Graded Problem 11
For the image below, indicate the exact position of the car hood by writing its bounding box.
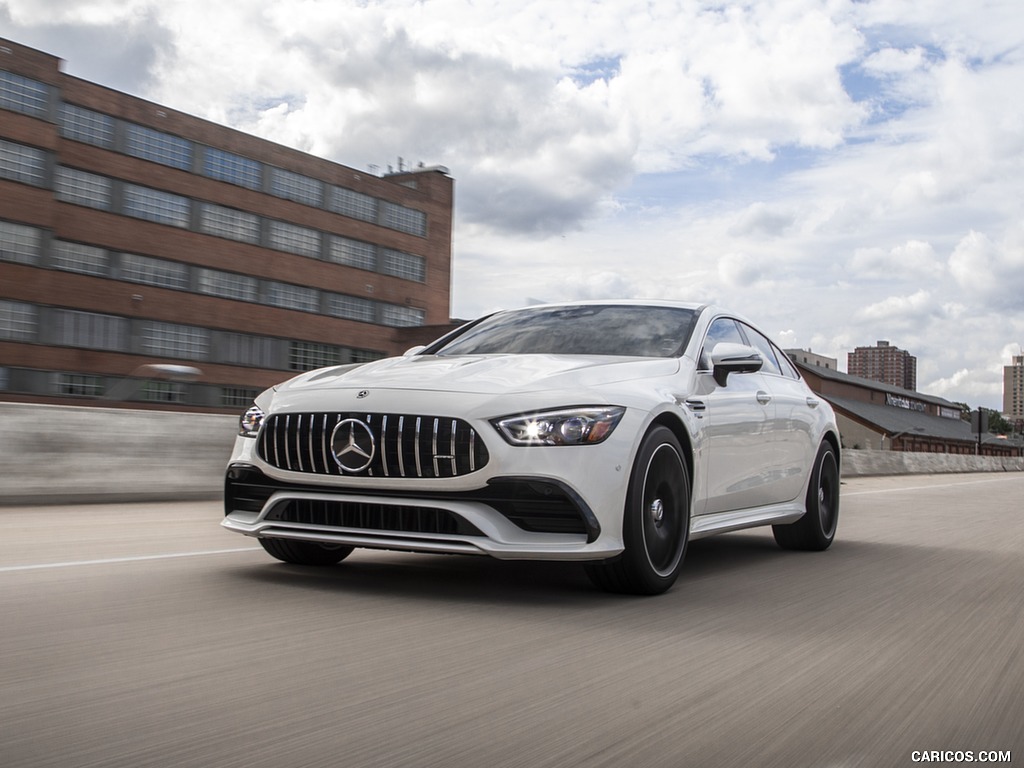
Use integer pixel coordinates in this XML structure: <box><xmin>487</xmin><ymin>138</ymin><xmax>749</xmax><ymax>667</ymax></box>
<box><xmin>279</xmin><ymin>354</ymin><xmax>681</xmax><ymax>397</ymax></box>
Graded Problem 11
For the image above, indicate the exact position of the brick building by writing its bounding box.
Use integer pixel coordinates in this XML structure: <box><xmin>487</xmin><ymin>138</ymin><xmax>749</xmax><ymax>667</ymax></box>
<box><xmin>1</xmin><ymin>38</ymin><xmax>455</xmax><ymax>412</ymax></box>
<box><xmin>847</xmin><ymin>340</ymin><xmax>917</xmax><ymax>391</ymax></box>
<box><xmin>1004</xmin><ymin>354</ymin><xmax>1024</xmax><ymax>421</ymax></box>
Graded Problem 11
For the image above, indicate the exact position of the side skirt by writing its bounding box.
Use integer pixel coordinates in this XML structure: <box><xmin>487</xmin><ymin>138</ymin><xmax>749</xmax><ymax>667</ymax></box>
<box><xmin>689</xmin><ymin>502</ymin><xmax>804</xmax><ymax>540</ymax></box>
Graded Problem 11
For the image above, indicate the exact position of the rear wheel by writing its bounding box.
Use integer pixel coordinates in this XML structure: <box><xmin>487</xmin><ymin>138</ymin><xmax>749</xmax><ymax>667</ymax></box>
<box><xmin>585</xmin><ymin>426</ymin><xmax>690</xmax><ymax>595</ymax></box>
<box><xmin>773</xmin><ymin>441</ymin><xmax>839</xmax><ymax>551</ymax></box>
<box><xmin>259</xmin><ymin>538</ymin><xmax>354</xmax><ymax>565</ymax></box>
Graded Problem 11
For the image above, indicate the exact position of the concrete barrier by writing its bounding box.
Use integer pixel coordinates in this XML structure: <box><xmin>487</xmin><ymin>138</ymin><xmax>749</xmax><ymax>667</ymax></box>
<box><xmin>0</xmin><ymin>403</ymin><xmax>1020</xmax><ymax>505</ymax></box>
<box><xmin>0</xmin><ymin>402</ymin><xmax>236</xmax><ymax>505</ymax></box>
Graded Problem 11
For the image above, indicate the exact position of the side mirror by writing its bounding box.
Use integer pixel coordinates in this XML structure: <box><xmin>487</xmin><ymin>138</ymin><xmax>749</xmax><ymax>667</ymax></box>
<box><xmin>710</xmin><ymin>342</ymin><xmax>763</xmax><ymax>386</ymax></box>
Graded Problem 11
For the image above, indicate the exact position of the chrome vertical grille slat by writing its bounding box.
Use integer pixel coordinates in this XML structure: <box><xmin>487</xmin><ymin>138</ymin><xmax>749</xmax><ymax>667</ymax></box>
<box><xmin>257</xmin><ymin>411</ymin><xmax>489</xmax><ymax>478</ymax></box>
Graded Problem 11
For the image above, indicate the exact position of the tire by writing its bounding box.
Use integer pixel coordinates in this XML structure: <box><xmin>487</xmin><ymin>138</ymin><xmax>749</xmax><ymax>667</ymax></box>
<box><xmin>259</xmin><ymin>537</ymin><xmax>354</xmax><ymax>566</ymax></box>
<box><xmin>773</xmin><ymin>441</ymin><xmax>839</xmax><ymax>551</ymax></box>
<box><xmin>585</xmin><ymin>426</ymin><xmax>690</xmax><ymax>595</ymax></box>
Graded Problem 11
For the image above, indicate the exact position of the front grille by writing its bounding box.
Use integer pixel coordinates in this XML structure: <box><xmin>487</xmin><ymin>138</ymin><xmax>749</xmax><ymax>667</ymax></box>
<box><xmin>256</xmin><ymin>412</ymin><xmax>490</xmax><ymax>478</ymax></box>
<box><xmin>265</xmin><ymin>498</ymin><xmax>484</xmax><ymax>537</ymax></box>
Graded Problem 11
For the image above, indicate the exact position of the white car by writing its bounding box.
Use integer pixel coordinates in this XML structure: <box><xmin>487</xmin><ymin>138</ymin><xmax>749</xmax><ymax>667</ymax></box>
<box><xmin>223</xmin><ymin>301</ymin><xmax>840</xmax><ymax>595</ymax></box>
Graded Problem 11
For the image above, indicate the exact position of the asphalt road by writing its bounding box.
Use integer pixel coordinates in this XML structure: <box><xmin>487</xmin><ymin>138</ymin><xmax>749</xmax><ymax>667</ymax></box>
<box><xmin>1</xmin><ymin>473</ymin><xmax>1021</xmax><ymax>768</ymax></box>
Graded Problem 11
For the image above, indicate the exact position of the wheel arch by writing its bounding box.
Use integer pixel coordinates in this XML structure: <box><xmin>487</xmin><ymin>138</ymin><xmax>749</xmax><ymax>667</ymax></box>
<box><xmin>647</xmin><ymin>411</ymin><xmax>694</xmax><ymax>489</ymax></box>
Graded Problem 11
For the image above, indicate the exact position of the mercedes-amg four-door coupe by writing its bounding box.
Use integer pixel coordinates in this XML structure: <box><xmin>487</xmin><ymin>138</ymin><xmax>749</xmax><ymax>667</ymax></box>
<box><xmin>223</xmin><ymin>301</ymin><xmax>840</xmax><ymax>594</ymax></box>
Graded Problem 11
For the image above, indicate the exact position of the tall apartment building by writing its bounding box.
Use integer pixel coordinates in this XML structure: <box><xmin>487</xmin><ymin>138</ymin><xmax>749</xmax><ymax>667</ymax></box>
<box><xmin>847</xmin><ymin>340</ymin><xmax>917</xmax><ymax>391</ymax></box>
<box><xmin>0</xmin><ymin>38</ymin><xmax>454</xmax><ymax>412</ymax></box>
<box><xmin>1005</xmin><ymin>354</ymin><xmax>1024</xmax><ymax>420</ymax></box>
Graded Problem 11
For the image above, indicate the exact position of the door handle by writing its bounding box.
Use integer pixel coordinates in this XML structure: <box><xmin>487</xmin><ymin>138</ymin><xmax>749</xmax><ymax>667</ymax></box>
<box><xmin>756</xmin><ymin>391</ymin><xmax>772</xmax><ymax>405</ymax></box>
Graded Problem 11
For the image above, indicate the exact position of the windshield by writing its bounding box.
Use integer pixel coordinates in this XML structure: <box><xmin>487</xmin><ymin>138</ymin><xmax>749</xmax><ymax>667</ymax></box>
<box><xmin>429</xmin><ymin>305</ymin><xmax>699</xmax><ymax>357</ymax></box>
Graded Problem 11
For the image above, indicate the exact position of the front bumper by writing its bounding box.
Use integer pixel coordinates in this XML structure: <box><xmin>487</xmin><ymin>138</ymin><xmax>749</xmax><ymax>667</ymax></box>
<box><xmin>222</xmin><ymin>464</ymin><xmax>618</xmax><ymax>561</ymax></box>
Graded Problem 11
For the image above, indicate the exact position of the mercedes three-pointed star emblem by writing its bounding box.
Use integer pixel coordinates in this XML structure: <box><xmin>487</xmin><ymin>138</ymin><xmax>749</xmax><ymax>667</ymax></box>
<box><xmin>330</xmin><ymin>418</ymin><xmax>376</xmax><ymax>473</ymax></box>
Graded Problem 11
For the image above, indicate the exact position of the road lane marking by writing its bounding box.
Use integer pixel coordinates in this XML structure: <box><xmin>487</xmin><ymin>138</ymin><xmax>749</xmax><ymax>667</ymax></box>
<box><xmin>844</xmin><ymin>474</ymin><xmax>1024</xmax><ymax>496</ymax></box>
<box><xmin>0</xmin><ymin>547</ymin><xmax>262</xmax><ymax>573</ymax></box>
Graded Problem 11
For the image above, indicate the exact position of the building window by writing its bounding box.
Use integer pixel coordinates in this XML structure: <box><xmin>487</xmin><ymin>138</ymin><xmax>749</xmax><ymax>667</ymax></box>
<box><xmin>125</xmin><ymin>123</ymin><xmax>192</xmax><ymax>170</ymax></box>
<box><xmin>142</xmin><ymin>381</ymin><xmax>187</xmax><ymax>403</ymax></box>
<box><xmin>119</xmin><ymin>253</ymin><xmax>190</xmax><ymax>290</ymax></box>
<box><xmin>0</xmin><ymin>366</ymin><xmax>8</xmax><ymax>390</ymax></box>
<box><xmin>59</xmin><ymin>103</ymin><xmax>115</xmax><ymax>148</ymax></box>
<box><xmin>328</xmin><ymin>236</ymin><xmax>377</xmax><ymax>271</ymax></box>
<box><xmin>123</xmin><ymin>184</ymin><xmax>190</xmax><ymax>227</ymax></box>
<box><xmin>329</xmin><ymin>186</ymin><xmax>378</xmax><ymax>222</ymax></box>
<box><xmin>0</xmin><ymin>220</ymin><xmax>42</xmax><ymax>265</ymax></box>
<box><xmin>0</xmin><ymin>300</ymin><xmax>38</xmax><ymax>341</ymax></box>
<box><xmin>381</xmin><ymin>202</ymin><xmax>427</xmax><ymax>236</ymax></box>
<box><xmin>267</xmin><ymin>282</ymin><xmax>320</xmax><ymax>313</ymax></box>
<box><xmin>203</xmin><ymin>147</ymin><xmax>262</xmax><ymax>190</ymax></box>
<box><xmin>53</xmin><ymin>372</ymin><xmax>105</xmax><ymax>397</ymax></box>
<box><xmin>54</xmin><ymin>166</ymin><xmax>113</xmax><ymax>210</ymax></box>
<box><xmin>199</xmin><ymin>203</ymin><xmax>260</xmax><ymax>243</ymax></box>
<box><xmin>0</xmin><ymin>70</ymin><xmax>48</xmax><ymax>117</ymax></box>
<box><xmin>267</xmin><ymin>220</ymin><xmax>320</xmax><ymax>258</ymax></box>
<box><xmin>52</xmin><ymin>240</ymin><xmax>108</xmax><ymax>276</ymax></box>
<box><xmin>350</xmin><ymin>349</ymin><xmax>385</xmax><ymax>364</ymax></box>
<box><xmin>221</xmin><ymin>386</ymin><xmax>261</xmax><ymax>408</ymax></box>
<box><xmin>141</xmin><ymin>321</ymin><xmax>209</xmax><ymax>360</ymax></box>
<box><xmin>381</xmin><ymin>304</ymin><xmax>425</xmax><ymax>328</ymax></box>
<box><xmin>289</xmin><ymin>341</ymin><xmax>343</xmax><ymax>371</ymax></box>
<box><xmin>381</xmin><ymin>248</ymin><xmax>426</xmax><ymax>282</ymax></box>
<box><xmin>270</xmin><ymin>167</ymin><xmax>323</xmax><ymax>207</ymax></box>
<box><xmin>217</xmin><ymin>332</ymin><xmax>279</xmax><ymax>369</ymax></box>
<box><xmin>0</xmin><ymin>139</ymin><xmax>47</xmax><ymax>186</ymax></box>
<box><xmin>197</xmin><ymin>268</ymin><xmax>258</xmax><ymax>302</ymax></box>
<box><xmin>51</xmin><ymin>309</ymin><xmax>127</xmax><ymax>351</ymax></box>
<box><xmin>327</xmin><ymin>294</ymin><xmax>376</xmax><ymax>323</ymax></box>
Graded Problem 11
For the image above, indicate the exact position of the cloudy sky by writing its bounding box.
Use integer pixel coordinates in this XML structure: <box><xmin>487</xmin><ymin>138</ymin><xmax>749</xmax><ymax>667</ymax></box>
<box><xmin>3</xmin><ymin>0</ymin><xmax>1023</xmax><ymax>409</ymax></box>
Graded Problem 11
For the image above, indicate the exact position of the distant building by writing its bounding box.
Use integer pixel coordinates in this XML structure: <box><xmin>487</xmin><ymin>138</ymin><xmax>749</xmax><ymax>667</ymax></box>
<box><xmin>784</xmin><ymin>348</ymin><xmax>838</xmax><ymax>371</ymax></box>
<box><xmin>1004</xmin><ymin>354</ymin><xmax>1024</xmax><ymax>421</ymax></box>
<box><xmin>0</xmin><ymin>37</ymin><xmax>455</xmax><ymax>412</ymax></box>
<box><xmin>847</xmin><ymin>340</ymin><xmax>917</xmax><ymax>391</ymax></box>
<box><xmin>794</xmin><ymin>362</ymin><xmax>1020</xmax><ymax>457</ymax></box>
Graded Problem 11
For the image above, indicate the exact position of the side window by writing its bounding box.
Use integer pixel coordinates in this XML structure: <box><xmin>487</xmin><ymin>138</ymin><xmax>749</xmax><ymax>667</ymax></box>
<box><xmin>699</xmin><ymin>317</ymin><xmax>745</xmax><ymax>369</ymax></box>
<box><xmin>740</xmin><ymin>323</ymin><xmax>782</xmax><ymax>376</ymax></box>
<box><xmin>775</xmin><ymin>346</ymin><xmax>801</xmax><ymax>379</ymax></box>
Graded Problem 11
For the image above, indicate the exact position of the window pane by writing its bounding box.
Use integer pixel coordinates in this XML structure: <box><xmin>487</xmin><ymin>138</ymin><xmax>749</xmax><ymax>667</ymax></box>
<box><xmin>268</xmin><ymin>220</ymin><xmax>320</xmax><ymax>257</ymax></box>
<box><xmin>53</xmin><ymin>373</ymin><xmax>105</xmax><ymax>397</ymax></box>
<box><xmin>0</xmin><ymin>139</ymin><xmax>46</xmax><ymax>186</ymax></box>
<box><xmin>0</xmin><ymin>70</ymin><xmax>48</xmax><ymax>117</ymax></box>
<box><xmin>125</xmin><ymin>123</ymin><xmax>192</xmax><ymax>170</ymax></box>
<box><xmin>328</xmin><ymin>236</ymin><xmax>377</xmax><ymax>270</ymax></box>
<box><xmin>203</xmin><ymin>147</ymin><xmax>262</xmax><ymax>190</ymax></box>
<box><xmin>270</xmin><ymin>167</ymin><xmax>322</xmax><ymax>207</ymax></box>
<box><xmin>380</xmin><ymin>304</ymin><xmax>425</xmax><ymax>328</ymax></box>
<box><xmin>267</xmin><ymin>282</ymin><xmax>319</xmax><ymax>313</ymax></box>
<box><xmin>197</xmin><ymin>268</ymin><xmax>258</xmax><ymax>302</ymax></box>
<box><xmin>52</xmin><ymin>309</ymin><xmax>127</xmax><ymax>351</ymax></box>
<box><xmin>327</xmin><ymin>294</ymin><xmax>376</xmax><ymax>323</ymax></box>
<box><xmin>141</xmin><ymin>381</ymin><xmax>187</xmax><ymax>403</ymax></box>
<box><xmin>123</xmin><ymin>184</ymin><xmax>190</xmax><ymax>227</ymax></box>
<box><xmin>119</xmin><ymin>252</ymin><xmax>189</xmax><ymax>290</ymax></box>
<box><xmin>329</xmin><ymin>186</ymin><xmax>377</xmax><ymax>222</ymax></box>
<box><xmin>59</xmin><ymin>103</ymin><xmax>115</xmax><ymax>148</ymax></box>
<box><xmin>289</xmin><ymin>341</ymin><xmax>343</xmax><ymax>371</ymax></box>
<box><xmin>221</xmin><ymin>386</ymin><xmax>261</xmax><ymax>408</ymax></box>
<box><xmin>0</xmin><ymin>300</ymin><xmax>38</xmax><ymax>341</ymax></box>
<box><xmin>54</xmin><ymin>166</ymin><xmax>112</xmax><ymax>210</ymax></box>
<box><xmin>381</xmin><ymin>248</ymin><xmax>425</xmax><ymax>282</ymax></box>
<box><xmin>381</xmin><ymin>201</ymin><xmax>427</xmax><ymax>236</ymax></box>
<box><xmin>218</xmin><ymin>332</ymin><xmax>279</xmax><ymax>368</ymax></box>
<box><xmin>199</xmin><ymin>203</ymin><xmax>260</xmax><ymax>243</ymax></box>
<box><xmin>52</xmin><ymin>240</ymin><xmax>108</xmax><ymax>276</ymax></box>
<box><xmin>141</xmin><ymin>321</ymin><xmax>209</xmax><ymax>360</ymax></box>
<box><xmin>0</xmin><ymin>220</ymin><xmax>42</xmax><ymax>265</ymax></box>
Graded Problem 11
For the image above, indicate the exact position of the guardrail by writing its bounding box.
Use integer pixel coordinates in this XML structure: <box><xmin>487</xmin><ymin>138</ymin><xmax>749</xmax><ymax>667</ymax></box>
<box><xmin>0</xmin><ymin>402</ymin><xmax>1021</xmax><ymax>505</ymax></box>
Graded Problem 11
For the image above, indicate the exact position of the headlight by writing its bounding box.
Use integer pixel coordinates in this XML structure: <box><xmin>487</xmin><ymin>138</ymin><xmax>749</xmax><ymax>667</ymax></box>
<box><xmin>492</xmin><ymin>406</ymin><xmax>625</xmax><ymax>446</ymax></box>
<box><xmin>239</xmin><ymin>404</ymin><xmax>265</xmax><ymax>438</ymax></box>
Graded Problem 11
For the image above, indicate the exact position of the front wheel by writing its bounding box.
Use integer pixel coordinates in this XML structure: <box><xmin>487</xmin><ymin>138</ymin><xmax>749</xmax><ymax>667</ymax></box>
<box><xmin>585</xmin><ymin>426</ymin><xmax>690</xmax><ymax>595</ymax></box>
<box><xmin>259</xmin><ymin>537</ymin><xmax>354</xmax><ymax>565</ymax></box>
<box><xmin>773</xmin><ymin>441</ymin><xmax>839</xmax><ymax>551</ymax></box>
